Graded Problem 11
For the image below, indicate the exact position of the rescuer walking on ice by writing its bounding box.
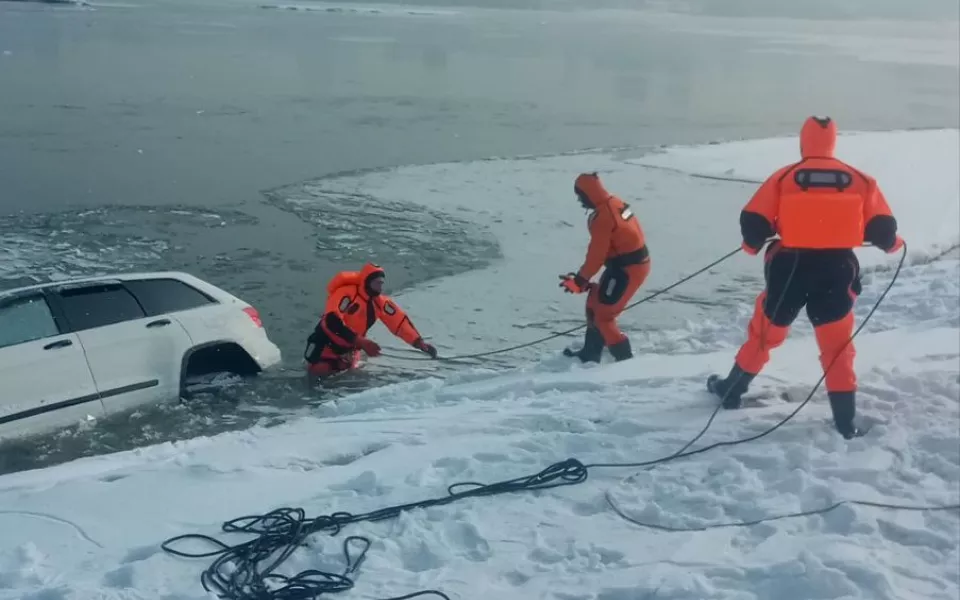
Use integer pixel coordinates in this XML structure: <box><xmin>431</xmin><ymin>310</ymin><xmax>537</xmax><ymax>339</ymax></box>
<box><xmin>559</xmin><ymin>172</ymin><xmax>652</xmax><ymax>364</ymax></box>
<box><xmin>706</xmin><ymin>116</ymin><xmax>905</xmax><ymax>439</ymax></box>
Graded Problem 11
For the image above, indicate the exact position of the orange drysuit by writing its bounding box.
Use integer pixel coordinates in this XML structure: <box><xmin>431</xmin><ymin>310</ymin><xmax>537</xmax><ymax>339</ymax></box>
<box><xmin>560</xmin><ymin>172</ymin><xmax>651</xmax><ymax>363</ymax></box>
<box><xmin>304</xmin><ymin>263</ymin><xmax>437</xmax><ymax>377</ymax></box>
<box><xmin>707</xmin><ymin>116</ymin><xmax>904</xmax><ymax>439</ymax></box>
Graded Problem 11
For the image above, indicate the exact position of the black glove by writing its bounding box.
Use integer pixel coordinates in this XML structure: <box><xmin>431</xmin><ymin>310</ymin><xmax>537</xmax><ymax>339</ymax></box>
<box><xmin>413</xmin><ymin>338</ymin><xmax>438</xmax><ymax>359</ymax></box>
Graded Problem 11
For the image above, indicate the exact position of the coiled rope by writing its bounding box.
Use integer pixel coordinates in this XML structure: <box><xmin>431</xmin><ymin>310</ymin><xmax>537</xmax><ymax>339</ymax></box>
<box><xmin>163</xmin><ymin>242</ymin><xmax>960</xmax><ymax>600</ymax></box>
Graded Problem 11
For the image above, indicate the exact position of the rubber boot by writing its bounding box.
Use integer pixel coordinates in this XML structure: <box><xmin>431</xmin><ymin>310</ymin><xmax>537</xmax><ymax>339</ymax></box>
<box><xmin>563</xmin><ymin>325</ymin><xmax>604</xmax><ymax>363</ymax></box>
<box><xmin>608</xmin><ymin>338</ymin><xmax>633</xmax><ymax>362</ymax></box>
<box><xmin>707</xmin><ymin>363</ymin><xmax>756</xmax><ymax>409</ymax></box>
<box><xmin>828</xmin><ymin>391</ymin><xmax>862</xmax><ymax>439</ymax></box>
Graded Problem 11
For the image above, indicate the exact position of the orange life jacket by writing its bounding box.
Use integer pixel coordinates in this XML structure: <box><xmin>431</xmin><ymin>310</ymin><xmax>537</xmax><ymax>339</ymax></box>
<box><xmin>741</xmin><ymin>117</ymin><xmax>897</xmax><ymax>251</ymax></box>
<box><xmin>318</xmin><ymin>263</ymin><xmax>422</xmax><ymax>354</ymax></box>
<box><xmin>574</xmin><ymin>173</ymin><xmax>649</xmax><ymax>280</ymax></box>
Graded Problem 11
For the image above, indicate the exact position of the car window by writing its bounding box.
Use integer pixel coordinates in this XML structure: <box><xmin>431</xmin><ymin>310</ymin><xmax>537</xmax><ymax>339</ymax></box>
<box><xmin>123</xmin><ymin>278</ymin><xmax>217</xmax><ymax>317</ymax></box>
<box><xmin>57</xmin><ymin>284</ymin><xmax>147</xmax><ymax>331</ymax></box>
<box><xmin>0</xmin><ymin>294</ymin><xmax>61</xmax><ymax>349</ymax></box>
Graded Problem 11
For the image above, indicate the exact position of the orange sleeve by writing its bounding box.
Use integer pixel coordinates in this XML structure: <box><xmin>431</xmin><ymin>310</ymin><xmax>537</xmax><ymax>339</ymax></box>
<box><xmin>861</xmin><ymin>176</ymin><xmax>899</xmax><ymax>251</ymax></box>
<box><xmin>739</xmin><ymin>165</ymin><xmax>791</xmax><ymax>252</ymax></box>
<box><xmin>320</xmin><ymin>286</ymin><xmax>359</xmax><ymax>346</ymax></box>
<box><xmin>374</xmin><ymin>295</ymin><xmax>423</xmax><ymax>345</ymax></box>
<box><xmin>323</xmin><ymin>288</ymin><xmax>346</xmax><ymax>316</ymax></box>
<box><xmin>863</xmin><ymin>176</ymin><xmax>894</xmax><ymax>219</ymax></box>
<box><xmin>577</xmin><ymin>207</ymin><xmax>614</xmax><ymax>280</ymax></box>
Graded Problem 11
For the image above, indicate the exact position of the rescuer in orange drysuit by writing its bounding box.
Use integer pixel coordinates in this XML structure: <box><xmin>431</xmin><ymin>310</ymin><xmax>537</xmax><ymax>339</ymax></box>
<box><xmin>303</xmin><ymin>263</ymin><xmax>438</xmax><ymax>377</ymax></box>
<box><xmin>559</xmin><ymin>172</ymin><xmax>652</xmax><ymax>363</ymax></box>
<box><xmin>707</xmin><ymin>116</ymin><xmax>904</xmax><ymax>439</ymax></box>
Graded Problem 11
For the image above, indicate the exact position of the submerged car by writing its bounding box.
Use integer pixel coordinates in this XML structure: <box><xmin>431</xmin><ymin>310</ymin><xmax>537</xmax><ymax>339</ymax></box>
<box><xmin>0</xmin><ymin>271</ymin><xmax>282</xmax><ymax>441</ymax></box>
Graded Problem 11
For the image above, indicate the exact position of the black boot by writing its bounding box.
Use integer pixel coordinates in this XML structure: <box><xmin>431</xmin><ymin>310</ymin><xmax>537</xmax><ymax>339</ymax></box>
<box><xmin>706</xmin><ymin>364</ymin><xmax>756</xmax><ymax>409</ymax></box>
<box><xmin>563</xmin><ymin>325</ymin><xmax>604</xmax><ymax>363</ymax></box>
<box><xmin>828</xmin><ymin>391</ymin><xmax>863</xmax><ymax>439</ymax></box>
<box><xmin>608</xmin><ymin>338</ymin><xmax>633</xmax><ymax>362</ymax></box>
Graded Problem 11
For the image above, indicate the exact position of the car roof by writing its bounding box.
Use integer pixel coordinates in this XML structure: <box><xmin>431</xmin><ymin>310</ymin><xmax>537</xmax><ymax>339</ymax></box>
<box><xmin>0</xmin><ymin>271</ymin><xmax>214</xmax><ymax>299</ymax></box>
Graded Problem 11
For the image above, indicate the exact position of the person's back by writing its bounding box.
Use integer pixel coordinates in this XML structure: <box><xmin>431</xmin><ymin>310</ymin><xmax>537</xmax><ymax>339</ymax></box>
<box><xmin>708</xmin><ymin>116</ymin><xmax>903</xmax><ymax>439</ymax></box>
<box><xmin>740</xmin><ymin>116</ymin><xmax>900</xmax><ymax>255</ymax></box>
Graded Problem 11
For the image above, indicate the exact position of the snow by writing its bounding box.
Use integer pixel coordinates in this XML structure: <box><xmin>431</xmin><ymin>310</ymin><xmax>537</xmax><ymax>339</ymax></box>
<box><xmin>0</xmin><ymin>130</ymin><xmax>958</xmax><ymax>600</ymax></box>
<box><xmin>629</xmin><ymin>129</ymin><xmax>960</xmax><ymax>269</ymax></box>
<box><xmin>312</xmin><ymin>128</ymin><xmax>959</xmax><ymax>362</ymax></box>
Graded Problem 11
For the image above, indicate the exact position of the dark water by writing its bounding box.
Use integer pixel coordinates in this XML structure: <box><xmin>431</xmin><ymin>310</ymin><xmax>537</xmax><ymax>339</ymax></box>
<box><xmin>0</xmin><ymin>0</ymin><xmax>957</xmax><ymax>473</ymax></box>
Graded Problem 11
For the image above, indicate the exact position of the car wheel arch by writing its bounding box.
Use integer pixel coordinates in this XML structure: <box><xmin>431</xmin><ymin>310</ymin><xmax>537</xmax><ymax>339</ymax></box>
<box><xmin>179</xmin><ymin>340</ymin><xmax>261</xmax><ymax>399</ymax></box>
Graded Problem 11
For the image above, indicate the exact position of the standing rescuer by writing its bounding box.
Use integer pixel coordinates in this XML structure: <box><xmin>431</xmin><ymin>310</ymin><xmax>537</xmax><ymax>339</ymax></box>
<box><xmin>707</xmin><ymin>116</ymin><xmax>904</xmax><ymax>439</ymax></box>
<box><xmin>560</xmin><ymin>172</ymin><xmax>652</xmax><ymax>364</ymax></box>
<box><xmin>304</xmin><ymin>262</ymin><xmax>438</xmax><ymax>377</ymax></box>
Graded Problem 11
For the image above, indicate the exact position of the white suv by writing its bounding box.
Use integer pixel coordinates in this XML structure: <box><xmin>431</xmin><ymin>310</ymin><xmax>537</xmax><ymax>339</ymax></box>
<box><xmin>0</xmin><ymin>271</ymin><xmax>282</xmax><ymax>441</ymax></box>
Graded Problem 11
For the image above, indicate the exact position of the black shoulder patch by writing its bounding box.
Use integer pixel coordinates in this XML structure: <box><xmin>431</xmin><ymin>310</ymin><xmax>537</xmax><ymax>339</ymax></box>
<box><xmin>793</xmin><ymin>168</ymin><xmax>852</xmax><ymax>191</ymax></box>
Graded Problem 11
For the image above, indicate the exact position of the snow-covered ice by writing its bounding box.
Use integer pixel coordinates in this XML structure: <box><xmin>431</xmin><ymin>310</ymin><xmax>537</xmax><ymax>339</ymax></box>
<box><xmin>0</xmin><ymin>129</ymin><xmax>957</xmax><ymax>600</ymax></box>
<box><xmin>314</xmin><ymin>128</ymin><xmax>959</xmax><ymax>362</ymax></box>
<box><xmin>629</xmin><ymin>129</ymin><xmax>960</xmax><ymax>269</ymax></box>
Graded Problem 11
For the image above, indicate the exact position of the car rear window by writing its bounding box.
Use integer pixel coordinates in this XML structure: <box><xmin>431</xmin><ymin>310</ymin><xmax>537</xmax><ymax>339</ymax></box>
<box><xmin>123</xmin><ymin>278</ymin><xmax>217</xmax><ymax>317</ymax></box>
<box><xmin>58</xmin><ymin>284</ymin><xmax>147</xmax><ymax>331</ymax></box>
<box><xmin>0</xmin><ymin>294</ymin><xmax>61</xmax><ymax>349</ymax></box>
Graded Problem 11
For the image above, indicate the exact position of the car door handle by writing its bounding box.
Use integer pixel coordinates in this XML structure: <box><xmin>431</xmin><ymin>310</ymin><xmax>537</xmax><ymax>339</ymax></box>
<box><xmin>146</xmin><ymin>319</ymin><xmax>171</xmax><ymax>328</ymax></box>
<box><xmin>43</xmin><ymin>339</ymin><xmax>73</xmax><ymax>350</ymax></box>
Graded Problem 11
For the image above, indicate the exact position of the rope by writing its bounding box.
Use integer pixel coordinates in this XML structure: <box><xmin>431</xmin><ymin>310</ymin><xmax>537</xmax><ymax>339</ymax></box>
<box><xmin>161</xmin><ymin>243</ymin><xmax>960</xmax><ymax>600</ymax></box>
<box><xmin>162</xmin><ymin>490</ymin><xmax>957</xmax><ymax>599</ymax></box>
<box><xmin>605</xmin><ymin>491</ymin><xmax>960</xmax><ymax>532</ymax></box>
<box><xmin>381</xmin><ymin>246</ymin><xmax>743</xmax><ymax>362</ymax></box>
<box><xmin>161</xmin><ymin>459</ymin><xmax>588</xmax><ymax>600</ymax></box>
<box><xmin>585</xmin><ymin>241</ymin><xmax>908</xmax><ymax>471</ymax></box>
<box><xmin>661</xmin><ymin>242</ymin><xmax>800</xmax><ymax>458</ymax></box>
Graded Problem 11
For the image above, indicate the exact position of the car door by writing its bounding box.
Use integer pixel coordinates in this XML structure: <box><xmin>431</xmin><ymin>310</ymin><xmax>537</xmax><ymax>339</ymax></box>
<box><xmin>49</xmin><ymin>281</ymin><xmax>194</xmax><ymax>416</ymax></box>
<box><xmin>0</xmin><ymin>291</ymin><xmax>104</xmax><ymax>440</ymax></box>
<box><xmin>121</xmin><ymin>277</ymin><xmax>217</xmax><ymax>342</ymax></box>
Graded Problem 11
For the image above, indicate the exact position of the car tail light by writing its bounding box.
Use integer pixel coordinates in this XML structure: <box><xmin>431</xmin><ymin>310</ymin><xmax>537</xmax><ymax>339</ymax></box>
<box><xmin>243</xmin><ymin>306</ymin><xmax>263</xmax><ymax>328</ymax></box>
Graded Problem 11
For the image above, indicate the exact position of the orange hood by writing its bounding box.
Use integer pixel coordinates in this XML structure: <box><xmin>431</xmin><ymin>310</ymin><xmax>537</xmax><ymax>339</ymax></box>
<box><xmin>326</xmin><ymin>263</ymin><xmax>386</xmax><ymax>298</ymax></box>
<box><xmin>327</xmin><ymin>263</ymin><xmax>385</xmax><ymax>296</ymax></box>
<box><xmin>800</xmin><ymin>116</ymin><xmax>837</xmax><ymax>158</ymax></box>
<box><xmin>326</xmin><ymin>270</ymin><xmax>361</xmax><ymax>295</ymax></box>
<box><xmin>360</xmin><ymin>262</ymin><xmax>385</xmax><ymax>286</ymax></box>
<box><xmin>574</xmin><ymin>172</ymin><xmax>613</xmax><ymax>209</ymax></box>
